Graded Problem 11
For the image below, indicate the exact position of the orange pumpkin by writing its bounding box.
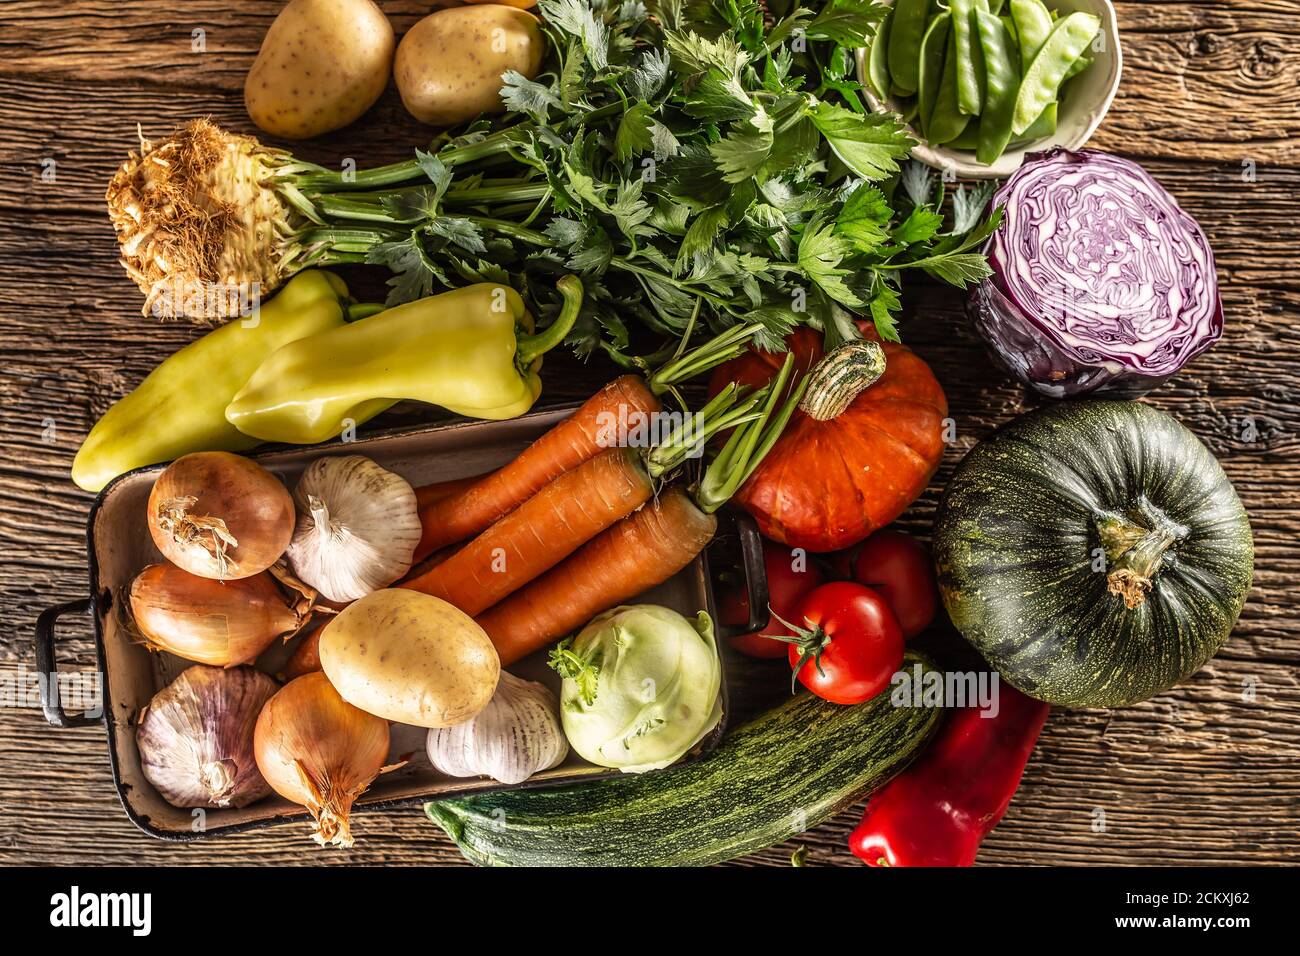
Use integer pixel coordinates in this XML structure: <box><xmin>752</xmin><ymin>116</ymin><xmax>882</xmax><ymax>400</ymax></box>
<box><xmin>708</xmin><ymin>327</ymin><xmax>947</xmax><ymax>553</ymax></box>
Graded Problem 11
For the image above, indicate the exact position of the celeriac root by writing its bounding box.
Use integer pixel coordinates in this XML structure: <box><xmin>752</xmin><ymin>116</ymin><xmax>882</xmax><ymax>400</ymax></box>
<box><xmin>106</xmin><ymin>119</ymin><xmax>293</xmax><ymax>324</ymax></box>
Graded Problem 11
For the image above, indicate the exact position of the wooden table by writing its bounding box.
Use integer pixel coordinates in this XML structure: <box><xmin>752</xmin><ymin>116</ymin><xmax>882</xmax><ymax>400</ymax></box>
<box><xmin>1</xmin><ymin>1</ymin><xmax>1296</xmax><ymax>867</ymax></box>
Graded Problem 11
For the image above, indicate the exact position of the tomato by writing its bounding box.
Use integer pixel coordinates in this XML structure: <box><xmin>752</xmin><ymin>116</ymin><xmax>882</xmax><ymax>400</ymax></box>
<box><xmin>785</xmin><ymin>582</ymin><xmax>904</xmax><ymax>705</ymax></box>
<box><xmin>850</xmin><ymin>530</ymin><xmax>938</xmax><ymax>639</ymax></box>
<box><xmin>719</xmin><ymin>540</ymin><xmax>826</xmax><ymax>658</ymax></box>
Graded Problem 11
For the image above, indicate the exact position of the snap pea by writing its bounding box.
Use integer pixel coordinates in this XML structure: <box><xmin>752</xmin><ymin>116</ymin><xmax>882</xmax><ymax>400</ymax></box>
<box><xmin>1011</xmin><ymin>11</ymin><xmax>1101</xmax><ymax>135</ymax></box>
<box><xmin>927</xmin><ymin>26</ymin><xmax>972</xmax><ymax>144</ymax></box>
<box><xmin>1001</xmin><ymin>12</ymin><xmax>1019</xmax><ymax>47</ymax></box>
<box><xmin>917</xmin><ymin>13</ymin><xmax>953</xmax><ymax>137</ymax></box>
<box><xmin>950</xmin><ymin>0</ymin><xmax>987</xmax><ymax>116</ymax></box>
<box><xmin>867</xmin><ymin>5</ymin><xmax>893</xmax><ymax>99</ymax></box>
<box><xmin>1009</xmin><ymin>0</ymin><xmax>1053</xmax><ymax>65</ymax></box>
<box><xmin>888</xmin><ymin>0</ymin><xmax>933</xmax><ymax>96</ymax></box>
<box><xmin>1063</xmin><ymin>48</ymin><xmax>1094</xmax><ymax>80</ymax></box>
<box><xmin>974</xmin><ymin>9</ymin><xmax>1020</xmax><ymax>165</ymax></box>
<box><xmin>987</xmin><ymin>0</ymin><xmax>1005</xmax><ymax>12</ymax></box>
<box><xmin>1009</xmin><ymin>101</ymin><xmax>1057</xmax><ymax>146</ymax></box>
<box><xmin>948</xmin><ymin>118</ymin><xmax>982</xmax><ymax>151</ymax></box>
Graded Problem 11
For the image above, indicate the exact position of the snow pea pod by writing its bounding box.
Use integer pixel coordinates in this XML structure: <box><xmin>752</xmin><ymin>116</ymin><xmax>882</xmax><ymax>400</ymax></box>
<box><xmin>974</xmin><ymin>9</ymin><xmax>1020</xmax><ymax>164</ymax></box>
<box><xmin>1063</xmin><ymin>48</ymin><xmax>1094</xmax><ymax>80</ymax></box>
<box><xmin>1009</xmin><ymin>0</ymin><xmax>1053</xmax><ymax>65</ymax></box>
<box><xmin>867</xmin><ymin>5</ymin><xmax>893</xmax><ymax>99</ymax></box>
<box><xmin>1012</xmin><ymin>11</ymin><xmax>1101</xmax><ymax>135</ymax></box>
<box><xmin>887</xmin><ymin>0</ymin><xmax>932</xmax><ymax>96</ymax></box>
<box><xmin>948</xmin><ymin>117</ymin><xmax>981</xmax><ymax>151</ymax></box>
<box><xmin>917</xmin><ymin>13</ymin><xmax>952</xmax><ymax>137</ymax></box>
<box><xmin>950</xmin><ymin>0</ymin><xmax>987</xmax><ymax>116</ymax></box>
<box><xmin>927</xmin><ymin>27</ymin><xmax>972</xmax><ymax>144</ymax></box>
<box><xmin>987</xmin><ymin>0</ymin><xmax>1005</xmax><ymax>12</ymax></box>
<box><xmin>1008</xmin><ymin>101</ymin><xmax>1056</xmax><ymax>146</ymax></box>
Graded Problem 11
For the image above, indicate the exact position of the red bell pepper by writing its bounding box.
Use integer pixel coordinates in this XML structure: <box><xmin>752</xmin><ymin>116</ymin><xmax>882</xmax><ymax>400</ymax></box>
<box><xmin>848</xmin><ymin>680</ymin><xmax>1049</xmax><ymax>867</ymax></box>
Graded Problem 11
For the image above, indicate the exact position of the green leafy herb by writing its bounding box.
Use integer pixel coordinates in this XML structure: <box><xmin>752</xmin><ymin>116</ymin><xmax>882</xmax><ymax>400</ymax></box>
<box><xmin>293</xmin><ymin>0</ymin><xmax>999</xmax><ymax>360</ymax></box>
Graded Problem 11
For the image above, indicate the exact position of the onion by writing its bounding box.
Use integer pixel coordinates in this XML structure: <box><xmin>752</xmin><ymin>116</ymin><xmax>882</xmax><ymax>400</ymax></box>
<box><xmin>253</xmin><ymin>672</ymin><xmax>390</xmax><ymax>848</ymax></box>
<box><xmin>147</xmin><ymin>451</ymin><xmax>295</xmax><ymax>579</ymax></box>
<box><xmin>136</xmin><ymin>665</ymin><xmax>278</xmax><ymax>809</ymax></box>
<box><xmin>972</xmin><ymin>148</ymin><xmax>1223</xmax><ymax>398</ymax></box>
<box><xmin>129</xmin><ymin>563</ymin><xmax>314</xmax><ymax>666</ymax></box>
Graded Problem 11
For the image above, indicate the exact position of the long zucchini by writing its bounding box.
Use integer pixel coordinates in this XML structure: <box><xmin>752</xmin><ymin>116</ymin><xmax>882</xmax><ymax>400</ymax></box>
<box><xmin>426</xmin><ymin>651</ymin><xmax>943</xmax><ymax>866</ymax></box>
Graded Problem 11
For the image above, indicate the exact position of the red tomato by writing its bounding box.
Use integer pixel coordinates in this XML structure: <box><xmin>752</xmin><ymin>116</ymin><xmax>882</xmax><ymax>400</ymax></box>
<box><xmin>850</xmin><ymin>530</ymin><xmax>939</xmax><ymax>639</ymax></box>
<box><xmin>786</xmin><ymin>582</ymin><xmax>904</xmax><ymax>705</ymax></box>
<box><xmin>719</xmin><ymin>541</ymin><xmax>826</xmax><ymax>658</ymax></box>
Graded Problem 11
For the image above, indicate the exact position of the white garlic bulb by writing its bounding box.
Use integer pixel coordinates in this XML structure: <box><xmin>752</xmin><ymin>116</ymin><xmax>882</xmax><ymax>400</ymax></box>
<box><xmin>427</xmin><ymin>671</ymin><xmax>568</xmax><ymax>785</ymax></box>
<box><xmin>136</xmin><ymin>665</ymin><xmax>278</xmax><ymax>809</ymax></box>
<box><xmin>286</xmin><ymin>456</ymin><xmax>421</xmax><ymax>602</ymax></box>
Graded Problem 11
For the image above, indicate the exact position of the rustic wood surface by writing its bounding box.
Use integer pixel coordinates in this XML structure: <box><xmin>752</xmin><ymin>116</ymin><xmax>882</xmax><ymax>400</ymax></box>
<box><xmin>1</xmin><ymin>0</ymin><xmax>1297</xmax><ymax>867</ymax></box>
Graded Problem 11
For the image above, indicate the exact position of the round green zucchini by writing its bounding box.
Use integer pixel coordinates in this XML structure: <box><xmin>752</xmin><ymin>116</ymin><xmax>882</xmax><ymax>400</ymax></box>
<box><xmin>426</xmin><ymin>651</ymin><xmax>943</xmax><ymax>866</ymax></box>
<box><xmin>933</xmin><ymin>401</ymin><xmax>1253</xmax><ymax>708</ymax></box>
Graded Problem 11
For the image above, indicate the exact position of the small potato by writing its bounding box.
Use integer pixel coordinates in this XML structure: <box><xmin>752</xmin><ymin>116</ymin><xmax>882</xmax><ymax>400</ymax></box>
<box><xmin>320</xmin><ymin>589</ymin><xmax>500</xmax><ymax>728</ymax></box>
<box><xmin>395</xmin><ymin>6</ymin><xmax>545</xmax><ymax>127</ymax></box>
<box><xmin>245</xmin><ymin>0</ymin><xmax>395</xmax><ymax>140</ymax></box>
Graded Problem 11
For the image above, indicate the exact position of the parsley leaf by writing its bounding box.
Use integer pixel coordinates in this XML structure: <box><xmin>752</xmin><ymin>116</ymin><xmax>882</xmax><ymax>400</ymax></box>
<box><xmin>807</xmin><ymin>103</ymin><xmax>914</xmax><ymax>181</ymax></box>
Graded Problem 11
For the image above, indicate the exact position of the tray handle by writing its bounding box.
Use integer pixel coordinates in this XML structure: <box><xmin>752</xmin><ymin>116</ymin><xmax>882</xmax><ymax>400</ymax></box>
<box><xmin>715</xmin><ymin>511</ymin><xmax>770</xmax><ymax>640</ymax></box>
<box><xmin>34</xmin><ymin>597</ymin><xmax>101</xmax><ymax>728</ymax></box>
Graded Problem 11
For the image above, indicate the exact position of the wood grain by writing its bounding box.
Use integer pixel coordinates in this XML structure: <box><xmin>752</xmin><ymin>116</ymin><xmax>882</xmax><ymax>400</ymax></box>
<box><xmin>0</xmin><ymin>0</ymin><xmax>1297</xmax><ymax>867</ymax></box>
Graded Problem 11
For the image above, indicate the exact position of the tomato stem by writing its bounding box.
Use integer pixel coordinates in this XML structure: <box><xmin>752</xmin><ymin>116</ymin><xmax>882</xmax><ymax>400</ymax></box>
<box><xmin>767</xmin><ymin>606</ymin><xmax>832</xmax><ymax>694</ymax></box>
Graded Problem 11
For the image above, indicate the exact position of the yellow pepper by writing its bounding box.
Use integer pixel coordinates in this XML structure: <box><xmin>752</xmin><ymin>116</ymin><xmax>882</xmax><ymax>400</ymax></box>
<box><xmin>225</xmin><ymin>276</ymin><xmax>584</xmax><ymax>445</ymax></box>
<box><xmin>72</xmin><ymin>270</ymin><xmax>352</xmax><ymax>492</ymax></box>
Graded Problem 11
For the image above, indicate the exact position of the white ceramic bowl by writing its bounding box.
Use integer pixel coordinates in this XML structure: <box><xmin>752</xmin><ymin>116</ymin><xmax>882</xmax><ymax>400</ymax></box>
<box><xmin>857</xmin><ymin>0</ymin><xmax>1122</xmax><ymax>179</ymax></box>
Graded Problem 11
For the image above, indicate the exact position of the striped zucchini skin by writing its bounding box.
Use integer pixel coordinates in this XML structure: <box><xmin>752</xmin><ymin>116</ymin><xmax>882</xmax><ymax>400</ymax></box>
<box><xmin>426</xmin><ymin>651</ymin><xmax>943</xmax><ymax>866</ymax></box>
<box><xmin>934</xmin><ymin>401</ymin><xmax>1253</xmax><ymax>709</ymax></box>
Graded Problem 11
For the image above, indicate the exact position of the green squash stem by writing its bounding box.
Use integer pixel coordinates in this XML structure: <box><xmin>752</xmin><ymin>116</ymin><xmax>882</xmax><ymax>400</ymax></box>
<box><xmin>1095</xmin><ymin>503</ymin><xmax>1188</xmax><ymax>610</ymax></box>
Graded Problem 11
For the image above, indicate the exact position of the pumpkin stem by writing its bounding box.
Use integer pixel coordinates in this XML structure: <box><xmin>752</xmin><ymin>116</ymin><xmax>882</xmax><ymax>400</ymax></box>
<box><xmin>1095</xmin><ymin>502</ymin><xmax>1187</xmax><ymax>610</ymax></box>
<box><xmin>799</xmin><ymin>341</ymin><xmax>887</xmax><ymax>421</ymax></box>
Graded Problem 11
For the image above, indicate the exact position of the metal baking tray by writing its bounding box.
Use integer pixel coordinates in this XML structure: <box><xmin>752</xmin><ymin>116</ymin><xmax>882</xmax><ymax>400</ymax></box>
<box><xmin>35</xmin><ymin>405</ymin><xmax>769</xmax><ymax>841</ymax></box>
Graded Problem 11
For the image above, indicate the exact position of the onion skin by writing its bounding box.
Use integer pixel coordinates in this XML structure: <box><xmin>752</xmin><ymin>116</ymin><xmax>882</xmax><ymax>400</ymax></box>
<box><xmin>253</xmin><ymin>672</ymin><xmax>389</xmax><ymax>848</ymax></box>
<box><xmin>129</xmin><ymin>564</ymin><xmax>311</xmax><ymax>667</ymax></box>
<box><xmin>136</xmin><ymin>665</ymin><xmax>278</xmax><ymax>809</ymax></box>
<box><xmin>148</xmin><ymin>452</ymin><xmax>295</xmax><ymax>580</ymax></box>
<box><xmin>975</xmin><ymin>148</ymin><xmax>1223</xmax><ymax>398</ymax></box>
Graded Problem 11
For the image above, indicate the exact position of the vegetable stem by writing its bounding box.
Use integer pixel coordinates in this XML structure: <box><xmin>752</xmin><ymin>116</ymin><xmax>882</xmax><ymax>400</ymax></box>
<box><xmin>516</xmin><ymin>275</ymin><xmax>584</xmax><ymax>368</ymax></box>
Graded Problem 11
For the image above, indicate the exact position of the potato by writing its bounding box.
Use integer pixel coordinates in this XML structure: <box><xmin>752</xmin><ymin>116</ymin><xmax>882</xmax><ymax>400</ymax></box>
<box><xmin>245</xmin><ymin>0</ymin><xmax>395</xmax><ymax>140</ymax></box>
<box><xmin>395</xmin><ymin>6</ymin><xmax>545</xmax><ymax>127</ymax></box>
<box><xmin>320</xmin><ymin>589</ymin><xmax>500</xmax><ymax>728</ymax></box>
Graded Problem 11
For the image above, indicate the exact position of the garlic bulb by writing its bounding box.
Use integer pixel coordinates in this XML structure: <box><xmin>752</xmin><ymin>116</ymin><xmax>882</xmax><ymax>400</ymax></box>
<box><xmin>285</xmin><ymin>455</ymin><xmax>421</xmax><ymax>602</ymax></box>
<box><xmin>136</xmin><ymin>665</ymin><xmax>278</xmax><ymax>809</ymax></box>
<box><xmin>427</xmin><ymin>671</ymin><xmax>568</xmax><ymax>785</ymax></box>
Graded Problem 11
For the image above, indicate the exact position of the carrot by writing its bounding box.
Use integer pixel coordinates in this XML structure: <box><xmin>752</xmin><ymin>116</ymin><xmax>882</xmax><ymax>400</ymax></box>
<box><xmin>475</xmin><ymin>487</ymin><xmax>719</xmax><ymax>666</ymax></box>
<box><xmin>403</xmin><ymin>447</ymin><xmax>654</xmax><ymax>616</ymax></box>
<box><xmin>413</xmin><ymin>375</ymin><xmax>661</xmax><ymax>560</ymax></box>
<box><xmin>414</xmin><ymin>470</ymin><xmax>495</xmax><ymax>511</ymax></box>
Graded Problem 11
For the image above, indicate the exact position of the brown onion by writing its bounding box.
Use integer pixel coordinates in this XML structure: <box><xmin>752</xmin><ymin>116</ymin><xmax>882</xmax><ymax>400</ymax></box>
<box><xmin>281</xmin><ymin>625</ymin><xmax>325</xmax><ymax>681</ymax></box>
<box><xmin>136</xmin><ymin>665</ymin><xmax>278</xmax><ymax>809</ymax></box>
<box><xmin>129</xmin><ymin>564</ymin><xmax>313</xmax><ymax>666</ymax></box>
<box><xmin>147</xmin><ymin>451</ymin><xmax>294</xmax><ymax>579</ymax></box>
<box><xmin>253</xmin><ymin>672</ymin><xmax>389</xmax><ymax>848</ymax></box>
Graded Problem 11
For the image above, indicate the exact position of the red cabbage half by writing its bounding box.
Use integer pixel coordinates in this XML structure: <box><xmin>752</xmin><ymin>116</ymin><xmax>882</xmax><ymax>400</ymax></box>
<box><xmin>971</xmin><ymin>148</ymin><xmax>1224</xmax><ymax>398</ymax></box>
